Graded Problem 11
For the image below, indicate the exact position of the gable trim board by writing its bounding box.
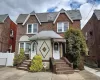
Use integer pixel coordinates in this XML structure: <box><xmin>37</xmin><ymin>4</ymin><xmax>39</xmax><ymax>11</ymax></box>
<box><xmin>53</xmin><ymin>11</ymin><xmax>73</xmax><ymax>24</ymax></box>
<box><xmin>22</xmin><ymin>14</ymin><xmax>41</xmax><ymax>25</ymax></box>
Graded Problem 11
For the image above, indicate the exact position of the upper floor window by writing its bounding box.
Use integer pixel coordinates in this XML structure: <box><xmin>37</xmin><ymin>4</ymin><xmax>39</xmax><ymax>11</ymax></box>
<box><xmin>57</xmin><ymin>22</ymin><xmax>69</xmax><ymax>32</ymax></box>
<box><xmin>27</xmin><ymin>23</ymin><xmax>38</xmax><ymax>34</ymax></box>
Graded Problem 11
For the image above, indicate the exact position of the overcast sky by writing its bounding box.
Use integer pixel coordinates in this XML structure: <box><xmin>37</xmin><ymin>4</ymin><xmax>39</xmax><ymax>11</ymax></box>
<box><xmin>0</xmin><ymin>0</ymin><xmax>100</xmax><ymax>28</ymax></box>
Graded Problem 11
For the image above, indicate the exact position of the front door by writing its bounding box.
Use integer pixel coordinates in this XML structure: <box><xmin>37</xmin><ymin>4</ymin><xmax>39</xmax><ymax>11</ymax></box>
<box><xmin>53</xmin><ymin>42</ymin><xmax>60</xmax><ymax>59</ymax></box>
<box><xmin>31</xmin><ymin>42</ymin><xmax>37</xmax><ymax>59</ymax></box>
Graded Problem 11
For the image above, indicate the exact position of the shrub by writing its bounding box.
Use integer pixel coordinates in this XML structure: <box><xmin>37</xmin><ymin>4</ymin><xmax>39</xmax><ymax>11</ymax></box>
<box><xmin>29</xmin><ymin>54</ymin><xmax>43</xmax><ymax>72</ymax></box>
<box><xmin>65</xmin><ymin>28</ymin><xmax>88</xmax><ymax>69</ymax></box>
<box><xmin>13</xmin><ymin>48</ymin><xmax>26</xmax><ymax>66</ymax></box>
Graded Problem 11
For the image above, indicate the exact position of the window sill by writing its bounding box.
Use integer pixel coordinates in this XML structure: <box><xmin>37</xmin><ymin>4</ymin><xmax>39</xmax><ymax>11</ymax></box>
<box><xmin>26</xmin><ymin>33</ymin><xmax>38</xmax><ymax>34</ymax></box>
<box><xmin>57</xmin><ymin>32</ymin><xmax>65</xmax><ymax>33</ymax></box>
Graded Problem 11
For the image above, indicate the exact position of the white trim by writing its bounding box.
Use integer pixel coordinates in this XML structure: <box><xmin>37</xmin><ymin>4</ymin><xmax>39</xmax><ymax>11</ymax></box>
<box><xmin>22</xmin><ymin>14</ymin><xmax>30</xmax><ymax>25</ymax></box>
<box><xmin>22</xmin><ymin>14</ymin><xmax>41</xmax><ymax>25</ymax></box>
<box><xmin>57</xmin><ymin>22</ymin><xmax>69</xmax><ymax>33</ymax></box>
<box><xmin>35</xmin><ymin>14</ymin><xmax>41</xmax><ymax>25</ymax></box>
<box><xmin>53</xmin><ymin>11</ymin><xmax>73</xmax><ymax>24</ymax></box>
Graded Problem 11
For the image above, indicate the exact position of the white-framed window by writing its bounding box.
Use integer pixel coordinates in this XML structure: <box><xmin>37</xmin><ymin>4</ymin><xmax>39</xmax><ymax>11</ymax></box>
<box><xmin>19</xmin><ymin>42</ymin><xmax>30</xmax><ymax>52</ymax></box>
<box><xmin>10</xmin><ymin>29</ymin><xmax>14</xmax><ymax>37</ymax></box>
<box><xmin>27</xmin><ymin>23</ymin><xmax>38</xmax><ymax>34</ymax></box>
<box><xmin>57</xmin><ymin>22</ymin><xmax>69</xmax><ymax>32</ymax></box>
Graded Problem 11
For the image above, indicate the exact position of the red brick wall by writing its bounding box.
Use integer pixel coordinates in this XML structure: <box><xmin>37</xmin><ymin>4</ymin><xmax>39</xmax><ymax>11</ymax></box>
<box><xmin>0</xmin><ymin>17</ymin><xmax>10</xmax><ymax>52</ymax></box>
<box><xmin>9</xmin><ymin>20</ymin><xmax>17</xmax><ymax>52</ymax></box>
<box><xmin>15</xmin><ymin>13</ymin><xmax>81</xmax><ymax>53</ymax></box>
<box><xmin>82</xmin><ymin>13</ymin><xmax>100</xmax><ymax>67</ymax></box>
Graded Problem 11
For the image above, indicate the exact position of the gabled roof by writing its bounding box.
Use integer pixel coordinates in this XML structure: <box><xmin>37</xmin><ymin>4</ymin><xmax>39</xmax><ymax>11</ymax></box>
<box><xmin>0</xmin><ymin>14</ymin><xmax>8</xmax><ymax>23</ymax></box>
<box><xmin>16</xmin><ymin>14</ymin><xmax>28</xmax><ymax>23</ymax></box>
<box><xmin>94</xmin><ymin>10</ymin><xmax>100</xmax><ymax>20</ymax></box>
<box><xmin>29</xmin><ymin>30</ymin><xmax>63</xmax><ymax>40</ymax></box>
<box><xmin>16</xmin><ymin>9</ymin><xmax>82</xmax><ymax>24</ymax></box>
<box><xmin>53</xmin><ymin>9</ymin><xmax>73</xmax><ymax>23</ymax></box>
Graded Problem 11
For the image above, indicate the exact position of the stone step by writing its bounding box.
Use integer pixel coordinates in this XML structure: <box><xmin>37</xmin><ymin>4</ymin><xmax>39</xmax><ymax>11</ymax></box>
<box><xmin>56</xmin><ymin>64</ymin><xmax>69</xmax><ymax>67</ymax></box>
<box><xmin>56</xmin><ymin>67</ymin><xmax>73</xmax><ymax>70</ymax></box>
<box><xmin>54</xmin><ymin>60</ymin><xmax>65</xmax><ymax>62</ymax></box>
<box><xmin>22</xmin><ymin>61</ymin><xmax>30</xmax><ymax>65</ymax></box>
<box><xmin>55</xmin><ymin>61</ymin><xmax>66</xmax><ymax>64</ymax></box>
<box><xmin>17</xmin><ymin>66</ymin><xmax>28</xmax><ymax>71</ymax></box>
<box><xmin>20</xmin><ymin>64</ymin><xmax>28</xmax><ymax>67</ymax></box>
<box><xmin>56</xmin><ymin>70</ymin><xmax>74</xmax><ymax>74</ymax></box>
<box><xmin>25</xmin><ymin>60</ymin><xmax>31</xmax><ymax>62</ymax></box>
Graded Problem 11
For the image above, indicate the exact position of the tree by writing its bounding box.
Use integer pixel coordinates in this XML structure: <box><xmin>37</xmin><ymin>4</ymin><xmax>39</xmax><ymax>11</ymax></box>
<box><xmin>65</xmin><ymin>28</ymin><xmax>88</xmax><ymax>69</ymax></box>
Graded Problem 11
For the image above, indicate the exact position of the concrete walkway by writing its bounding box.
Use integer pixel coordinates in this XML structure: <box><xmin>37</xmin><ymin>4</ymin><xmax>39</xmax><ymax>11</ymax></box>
<box><xmin>0</xmin><ymin>67</ymin><xmax>85</xmax><ymax>80</ymax></box>
<box><xmin>0</xmin><ymin>67</ymin><xmax>100</xmax><ymax>80</ymax></box>
<box><xmin>84</xmin><ymin>66</ymin><xmax>100</xmax><ymax>77</ymax></box>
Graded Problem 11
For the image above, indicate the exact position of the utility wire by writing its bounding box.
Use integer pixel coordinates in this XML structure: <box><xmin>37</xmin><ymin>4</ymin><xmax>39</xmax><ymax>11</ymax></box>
<box><xmin>82</xmin><ymin>1</ymin><xmax>96</xmax><ymax>27</ymax></box>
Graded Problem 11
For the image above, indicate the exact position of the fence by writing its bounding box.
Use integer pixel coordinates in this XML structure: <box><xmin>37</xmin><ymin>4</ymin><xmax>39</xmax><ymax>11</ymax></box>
<box><xmin>0</xmin><ymin>53</ymin><xmax>14</xmax><ymax>66</ymax></box>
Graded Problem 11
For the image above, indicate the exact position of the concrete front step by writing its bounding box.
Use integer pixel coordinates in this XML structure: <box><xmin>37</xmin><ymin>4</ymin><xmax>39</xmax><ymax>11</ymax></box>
<box><xmin>25</xmin><ymin>60</ymin><xmax>31</xmax><ymax>62</ymax></box>
<box><xmin>22</xmin><ymin>61</ymin><xmax>30</xmax><ymax>65</ymax></box>
<box><xmin>20</xmin><ymin>64</ymin><xmax>28</xmax><ymax>67</ymax></box>
<box><xmin>17</xmin><ymin>66</ymin><xmax>28</xmax><ymax>71</ymax></box>
<box><xmin>56</xmin><ymin>70</ymin><xmax>74</xmax><ymax>74</ymax></box>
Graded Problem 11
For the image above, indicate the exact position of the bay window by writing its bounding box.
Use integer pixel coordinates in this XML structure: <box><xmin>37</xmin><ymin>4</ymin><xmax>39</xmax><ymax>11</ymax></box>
<box><xmin>57</xmin><ymin>22</ymin><xmax>69</xmax><ymax>32</ymax></box>
<box><xmin>19</xmin><ymin>42</ymin><xmax>30</xmax><ymax>52</ymax></box>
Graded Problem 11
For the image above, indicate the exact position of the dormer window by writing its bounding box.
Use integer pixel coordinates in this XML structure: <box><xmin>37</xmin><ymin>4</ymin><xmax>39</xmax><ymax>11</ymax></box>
<box><xmin>27</xmin><ymin>23</ymin><xmax>38</xmax><ymax>34</ymax></box>
<box><xmin>57</xmin><ymin>22</ymin><xmax>69</xmax><ymax>32</ymax></box>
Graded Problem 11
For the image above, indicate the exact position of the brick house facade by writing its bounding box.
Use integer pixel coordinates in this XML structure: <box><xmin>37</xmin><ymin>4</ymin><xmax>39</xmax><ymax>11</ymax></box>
<box><xmin>0</xmin><ymin>14</ymin><xmax>17</xmax><ymax>53</ymax></box>
<box><xmin>82</xmin><ymin>10</ymin><xmax>100</xmax><ymax>67</ymax></box>
<box><xmin>16</xmin><ymin>9</ymin><xmax>81</xmax><ymax>60</ymax></box>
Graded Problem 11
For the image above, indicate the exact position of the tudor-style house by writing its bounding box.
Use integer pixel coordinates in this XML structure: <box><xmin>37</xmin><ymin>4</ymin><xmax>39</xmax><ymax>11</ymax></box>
<box><xmin>16</xmin><ymin>9</ymin><xmax>81</xmax><ymax>71</ymax></box>
<box><xmin>0</xmin><ymin>14</ymin><xmax>17</xmax><ymax>53</ymax></box>
<box><xmin>82</xmin><ymin>10</ymin><xmax>100</xmax><ymax>67</ymax></box>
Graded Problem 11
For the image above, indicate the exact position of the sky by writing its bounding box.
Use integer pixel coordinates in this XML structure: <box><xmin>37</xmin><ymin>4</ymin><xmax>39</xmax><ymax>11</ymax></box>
<box><xmin>0</xmin><ymin>0</ymin><xmax>100</xmax><ymax>28</ymax></box>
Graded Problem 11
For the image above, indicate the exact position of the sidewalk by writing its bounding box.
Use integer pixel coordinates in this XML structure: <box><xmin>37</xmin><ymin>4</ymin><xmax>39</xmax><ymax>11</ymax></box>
<box><xmin>84</xmin><ymin>66</ymin><xmax>100</xmax><ymax>77</ymax></box>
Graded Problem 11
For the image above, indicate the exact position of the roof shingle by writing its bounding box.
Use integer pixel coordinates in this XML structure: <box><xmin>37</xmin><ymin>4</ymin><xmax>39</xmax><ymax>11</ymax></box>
<box><xmin>0</xmin><ymin>14</ymin><xmax>8</xmax><ymax>23</ymax></box>
<box><xmin>16</xmin><ymin>10</ymin><xmax>82</xmax><ymax>24</ymax></box>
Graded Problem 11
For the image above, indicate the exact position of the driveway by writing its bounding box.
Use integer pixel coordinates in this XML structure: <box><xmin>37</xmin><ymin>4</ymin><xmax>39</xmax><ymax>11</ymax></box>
<box><xmin>0</xmin><ymin>67</ymin><xmax>100</xmax><ymax>80</ymax></box>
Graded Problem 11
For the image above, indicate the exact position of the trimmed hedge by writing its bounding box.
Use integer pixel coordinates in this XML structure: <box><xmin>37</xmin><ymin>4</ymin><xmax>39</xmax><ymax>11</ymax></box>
<box><xmin>29</xmin><ymin>55</ymin><xmax>43</xmax><ymax>72</ymax></box>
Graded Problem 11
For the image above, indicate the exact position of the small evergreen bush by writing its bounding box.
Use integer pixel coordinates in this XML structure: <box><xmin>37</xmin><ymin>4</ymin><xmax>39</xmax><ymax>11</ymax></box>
<box><xmin>65</xmin><ymin>28</ymin><xmax>88</xmax><ymax>69</ymax></box>
<box><xmin>13</xmin><ymin>48</ymin><xmax>26</xmax><ymax>66</ymax></box>
<box><xmin>29</xmin><ymin>54</ymin><xmax>43</xmax><ymax>72</ymax></box>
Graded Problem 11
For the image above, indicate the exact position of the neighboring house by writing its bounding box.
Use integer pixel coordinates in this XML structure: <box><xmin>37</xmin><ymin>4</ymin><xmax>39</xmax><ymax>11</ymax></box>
<box><xmin>0</xmin><ymin>14</ymin><xmax>17</xmax><ymax>53</ymax></box>
<box><xmin>82</xmin><ymin>10</ymin><xmax>100</xmax><ymax>67</ymax></box>
<box><xmin>16</xmin><ymin>9</ymin><xmax>81</xmax><ymax>68</ymax></box>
